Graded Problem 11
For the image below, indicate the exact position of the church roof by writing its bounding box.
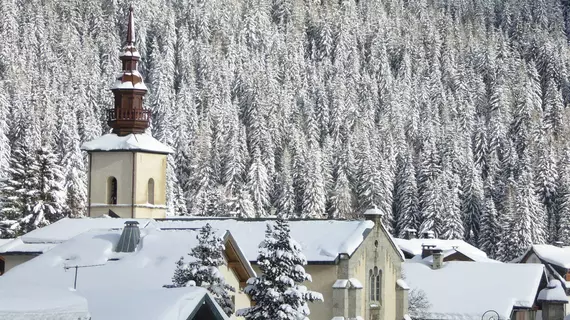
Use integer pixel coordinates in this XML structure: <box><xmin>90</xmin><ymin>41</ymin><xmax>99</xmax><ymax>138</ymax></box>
<box><xmin>81</xmin><ymin>133</ymin><xmax>173</xmax><ymax>154</ymax></box>
<box><xmin>156</xmin><ymin>218</ymin><xmax>394</xmax><ymax>263</ymax></box>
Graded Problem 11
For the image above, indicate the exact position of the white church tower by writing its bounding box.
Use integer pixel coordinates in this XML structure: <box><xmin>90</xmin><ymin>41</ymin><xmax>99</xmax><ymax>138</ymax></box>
<box><xmin>81</xmin><ymin>7</ymin><xmax>172</xmax><ymax>219</ymax></box>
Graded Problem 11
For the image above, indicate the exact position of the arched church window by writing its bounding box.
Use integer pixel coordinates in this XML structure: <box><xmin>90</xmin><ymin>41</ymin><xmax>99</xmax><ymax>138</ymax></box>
<box><xmin>147</xmin><ymin>178</ymin><xmax>155</xmax><ymax>204</ymax></box>
<box><xmin>369</xmin><ymin>267</ymin><xmax>382</xmax><ymax>301</ymax></box>
<box><xmin>375</xmin><ymin>267</ymin><xmax>381</xmax><ymax>301</ymax></box>
<box><xmin>108</xmin><ymin>177</ymin><xmax>118</xmax><ymax>205</ymax></box>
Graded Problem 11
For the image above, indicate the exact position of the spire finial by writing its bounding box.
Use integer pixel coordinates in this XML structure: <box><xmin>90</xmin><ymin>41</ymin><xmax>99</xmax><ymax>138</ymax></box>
<box><xmin>126</xmin><ymin>5</ymin><xmax>135</xmax><ymax>45</ymax></box>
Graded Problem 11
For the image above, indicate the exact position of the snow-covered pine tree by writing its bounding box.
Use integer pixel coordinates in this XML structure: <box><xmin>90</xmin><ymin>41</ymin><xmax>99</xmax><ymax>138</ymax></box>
<box><xmin>19</xmin><ymin>146</ymin><xmax>67</xmax><ymax>233</ymax></box>
<box><xmin>167</xmin><ymin>223</ymin><xmax>235</xmax><ymax>316</ymax></box>
<box><xmin>0</xmin><ymin>140</ymin><xmax>36</xmax><ymax>238</ymax></box>
<box><xmin>440</xmin><ymin>173</ymin><xmax>464</xmax><ymax>240</ymax></box>
<box><xmin>237</xmin><ymin>218</ymin><xmax>323</xmax><ymax>320</ymax></box>
<box><xmin>394</xmin><ymin>152</ymin><xmax>420</xmax><ymax>238</ymax></box>
<box><xmin>478</xmin><ymin>178</ymin><xmax>502</xmax><ymax>259</ymax></box>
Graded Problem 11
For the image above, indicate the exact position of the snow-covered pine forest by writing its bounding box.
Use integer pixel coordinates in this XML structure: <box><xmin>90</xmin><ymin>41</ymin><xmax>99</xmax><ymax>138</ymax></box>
<box><xmin>0</xmin><ymin>0</ymin><xmax>570</xmax><ymax>260</ymax></box>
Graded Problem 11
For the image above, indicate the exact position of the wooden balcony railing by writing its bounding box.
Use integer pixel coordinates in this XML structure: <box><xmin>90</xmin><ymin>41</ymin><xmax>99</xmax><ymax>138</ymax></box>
<box><xmin>107</xmin><ymin>108</ymin><xmax>151</xmax><ymax>122</ymax></box>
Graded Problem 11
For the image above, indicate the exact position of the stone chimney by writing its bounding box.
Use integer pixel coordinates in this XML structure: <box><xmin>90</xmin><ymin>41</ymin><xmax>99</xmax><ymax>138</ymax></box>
<box><xmin>421</xmin><ymin>230</ymin><xmax>435</xmax><ymax>239</ymax></box>
<box><xmin>116</xmin><ymin>221</ymin><xmax>141</xmax><ymax>253</ymax></box>
<box><xmin>538</xmin><ymin>280</ymin><xmax>568</xmax><ymax>320</ymax></box>
<box><xmin>405</xmin><ymin>228</ymin><xmax>417</xmax><ymax>240</ymax></box>
<box><xmin>554</xmin><ymin>241</ymin><xmax>564</xmax><ymax>248</ymax></box>
<box><xmin>421</xmin><ymin>244</ymin><xmax>436</xmax><ymax>259</ymax></box>
<box><xmin>432</xmin><ymin>249</ymin><xmax>443</xmax><ymax>269</ymax></box>
<box><xmin>363</xmin><ymin>207</ymin><xmax>384</xmax><ymax>226</ymax></box>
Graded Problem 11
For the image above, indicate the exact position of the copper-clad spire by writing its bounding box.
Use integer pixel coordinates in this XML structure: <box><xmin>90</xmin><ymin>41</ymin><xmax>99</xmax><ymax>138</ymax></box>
<box><xmin>126</xmin><ymin>5</ymin><xmax>135</xmax><ymax>45</ymax></box>
<box><xmin>107</xmin><ymin>5</ymin><xmax>150</xmax><ymax>136</ymax></box>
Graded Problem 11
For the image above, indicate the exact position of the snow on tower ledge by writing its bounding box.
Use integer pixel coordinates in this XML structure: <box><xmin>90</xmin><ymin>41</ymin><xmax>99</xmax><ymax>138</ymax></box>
<box><xmin>81</xmin><ymin>133</ymin><xmax>173</xmax><ymax>154</ymax></box>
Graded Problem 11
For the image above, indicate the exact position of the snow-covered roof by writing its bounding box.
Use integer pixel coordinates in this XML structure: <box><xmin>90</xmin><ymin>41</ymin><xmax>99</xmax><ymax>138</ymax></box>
<box><xmin>403</xmin><ymin>261</ymin><xmax>545</xmax><ymax>320</ymax></box>
<box><xmin>537</xmin><ymin>280</ymin><xmax>568</xmax><ymax>303</ymax></box>
<box><xmin>83</xmin><ymin>287</ymin><xmax>228</xmax><ymax>320</ymax></box>
<box><xmin>81</xmin><ymin>133</ymin><xmax>173</xmax><ymax>154</ymax></box>
<box><xmin>419</xmin><ymin>248</ymin><xmax>499</xmax><ymax>264</ymax></box>
<box><xmin>0</xmin><ymin>227</ymin><xmax>204</xmax><ymax>290</ymax></box>
<box><xmin>395</xmin><ymin>238</ymin><xmax>488</xmax><ymax>259</ymax></box>
<box><xmin>522</xmin><ymin>245</ymin><xmax>570</xmax><ymax>269</ymax></box>
<box><xmin>0</xmin><ymin>285</ymin><xmax>90</xmax><ymax>320</ymax></box>
<box><xmin>0</xmin><ymin>218</ymin><xmax>154</xmax><ymax>255</ymax></box>
<box><xmin>157</xmin><ymin>218</ymin><xmax>378</xmax><ymax>263</ymax></box>
<box><xmin>0</xmin><ymin>239</ymin><xmax>12</xmax><ymax>247</ymax></box>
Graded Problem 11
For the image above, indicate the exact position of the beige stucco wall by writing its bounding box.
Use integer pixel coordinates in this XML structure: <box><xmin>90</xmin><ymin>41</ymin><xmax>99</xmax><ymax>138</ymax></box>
<box><xmin>87</xmin><ymin>151</ymin><xmax>167</xmax><ymax>219</ymax></box>
<box><xmin>251</xmin><ymin>264</ymin><xmax>337</xmax><ymax>320</ymax></box>
<box><xmin>1</xmin><ymin>255</ymin><xmax>36</xmax><ymax>274</ymax></box>
<box><xmin>219</xmin><ymin>264</ymin><xmax>251</xmax><ymax>319</ymax></box>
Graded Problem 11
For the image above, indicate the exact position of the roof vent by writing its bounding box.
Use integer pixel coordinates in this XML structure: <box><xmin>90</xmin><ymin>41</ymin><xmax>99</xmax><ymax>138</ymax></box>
<box><xmin>115</xmin><ymin>221</ymin><xmax>140</xmax><ymax>253</ymax></box>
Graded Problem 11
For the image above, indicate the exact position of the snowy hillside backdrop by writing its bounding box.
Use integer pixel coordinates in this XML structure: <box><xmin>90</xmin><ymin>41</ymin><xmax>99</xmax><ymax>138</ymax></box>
<box><xmin>0</xmin><ymin>0</ymin><xmax>570</xmax><ymax>261</ymax></box>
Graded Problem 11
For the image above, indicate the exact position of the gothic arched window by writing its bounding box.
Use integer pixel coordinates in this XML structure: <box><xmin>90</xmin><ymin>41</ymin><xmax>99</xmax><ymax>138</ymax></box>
<box><xmin>369</xmin><ymin>267</ymin><xmax>382</xmax><ymax>301</ymax></box>
<box><xmin>108</xmin><ymin>177</ymin><xmax>117</xmax><ymax>205</ymax></box>
<box><xmin>147</xmin><ymin>178</ymin><xmax>155</xmax><ymax>204</ymax></box>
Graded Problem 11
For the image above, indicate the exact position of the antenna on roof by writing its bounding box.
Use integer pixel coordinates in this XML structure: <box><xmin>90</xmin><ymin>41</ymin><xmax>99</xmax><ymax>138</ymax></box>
<box><xmin>64</xmin><ymin>263</ymin><xmax>105</xmax><ymax>289</ymax></box>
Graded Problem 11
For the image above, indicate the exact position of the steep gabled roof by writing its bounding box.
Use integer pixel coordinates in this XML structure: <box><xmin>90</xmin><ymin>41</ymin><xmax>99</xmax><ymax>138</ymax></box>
<box><xmin>518</xmin><ymin>244</ymin><xmax>570</xmax><ymax>269</ymax></box>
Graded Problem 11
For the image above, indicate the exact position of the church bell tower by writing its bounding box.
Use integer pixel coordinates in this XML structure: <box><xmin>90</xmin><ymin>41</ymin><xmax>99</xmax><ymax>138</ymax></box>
<box><xmin>81</xmin><ymin>7</ymin><xmax>173</xmax><ymax>219</ymax></box>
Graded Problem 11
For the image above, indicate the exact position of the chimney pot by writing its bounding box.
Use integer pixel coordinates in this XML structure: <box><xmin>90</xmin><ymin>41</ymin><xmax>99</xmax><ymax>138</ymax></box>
<box><xmin>421</xmin><ymin>244</ymin><xmax>436</xmax><ymax>259</ymax></box>
<box><xmin>405</xmin><ymin>228</ymin><xmax>417</xmax><ymax>240</ymax></box>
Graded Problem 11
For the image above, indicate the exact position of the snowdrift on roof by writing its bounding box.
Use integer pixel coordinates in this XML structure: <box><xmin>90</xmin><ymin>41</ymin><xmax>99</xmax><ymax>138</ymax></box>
<box><xmin>403</xmin><ymin>261</ymin><xmax>544</xmax><ymax>320</ymax></box>
<box><xmin>81</xmin><ymin>133</ymin><xmax>173</xmax><ymax>154</ymax></box>
<box><xmin>83</xmin><ymin>287</ymin><xmax>228</xmax><ymax>320</ymax></box>
<box><xmin>0</xmin><ymin>285</ymin><xmax>90</xmax><ymax>320</ymax></box>
<box><xmin>157</xmin><ymin>219</ymin><xmax>375</xmax><ymax>262</ymax></box>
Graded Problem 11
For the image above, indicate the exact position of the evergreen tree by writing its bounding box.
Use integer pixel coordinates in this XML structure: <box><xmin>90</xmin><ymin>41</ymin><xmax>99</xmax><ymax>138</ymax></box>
<box><xmin>237</xmin><ymin>219</ymin><xmax>323</xmax><ymax>320</ymax></box>
<box><xmin>167</xmin><ymin>223</ymin><xmax>235</xmax><ymax>316</ymax></box>
<box><xmin>479</xmin><ymin>179</ymin><xmax>502</xmax><ymax>259</ymax></box>
<box><xmin>394</xmin><ymin>153</ymin><xmax>420</xmax><ymax>237</ymax></box>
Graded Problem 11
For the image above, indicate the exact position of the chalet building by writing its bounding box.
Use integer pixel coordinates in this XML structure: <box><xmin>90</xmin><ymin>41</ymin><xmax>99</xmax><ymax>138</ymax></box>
<box><xmin>403</xmin><ymin>258</ymin><xmax>551</xmax><ymax>320</ymax></box>
<box><xmin>395</xmin><ymin>232</ymin><xmax>497</xmax><ymax>263</ymax></box>
<box><xmin>517</xmin><ymin>244</ymin><xmax>570</xmax><ymax>316</ymax></box>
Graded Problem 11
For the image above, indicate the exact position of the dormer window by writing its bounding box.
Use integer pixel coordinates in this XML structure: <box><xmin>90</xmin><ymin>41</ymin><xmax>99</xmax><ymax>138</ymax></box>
<box><xmin>147</xmin><ymin>178</ymin><xmax>155</xmax><ymax>204</ymax></box>
<box><xmin>108</xmin><ymin>177</ymin><xmax>118</xmax><ymax>204</ymax></box>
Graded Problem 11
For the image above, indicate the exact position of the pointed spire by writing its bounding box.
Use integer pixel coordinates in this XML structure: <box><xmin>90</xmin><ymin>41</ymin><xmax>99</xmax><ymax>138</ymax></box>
<box><xmin>107</xmin><ymin>5</ymin><xmax>150</xmax><ymax>136</ymax></box>
<box><xmin>126</xmin><ymin>5</ymin><xmax>135</xmax><ymax>45</ymax></box>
